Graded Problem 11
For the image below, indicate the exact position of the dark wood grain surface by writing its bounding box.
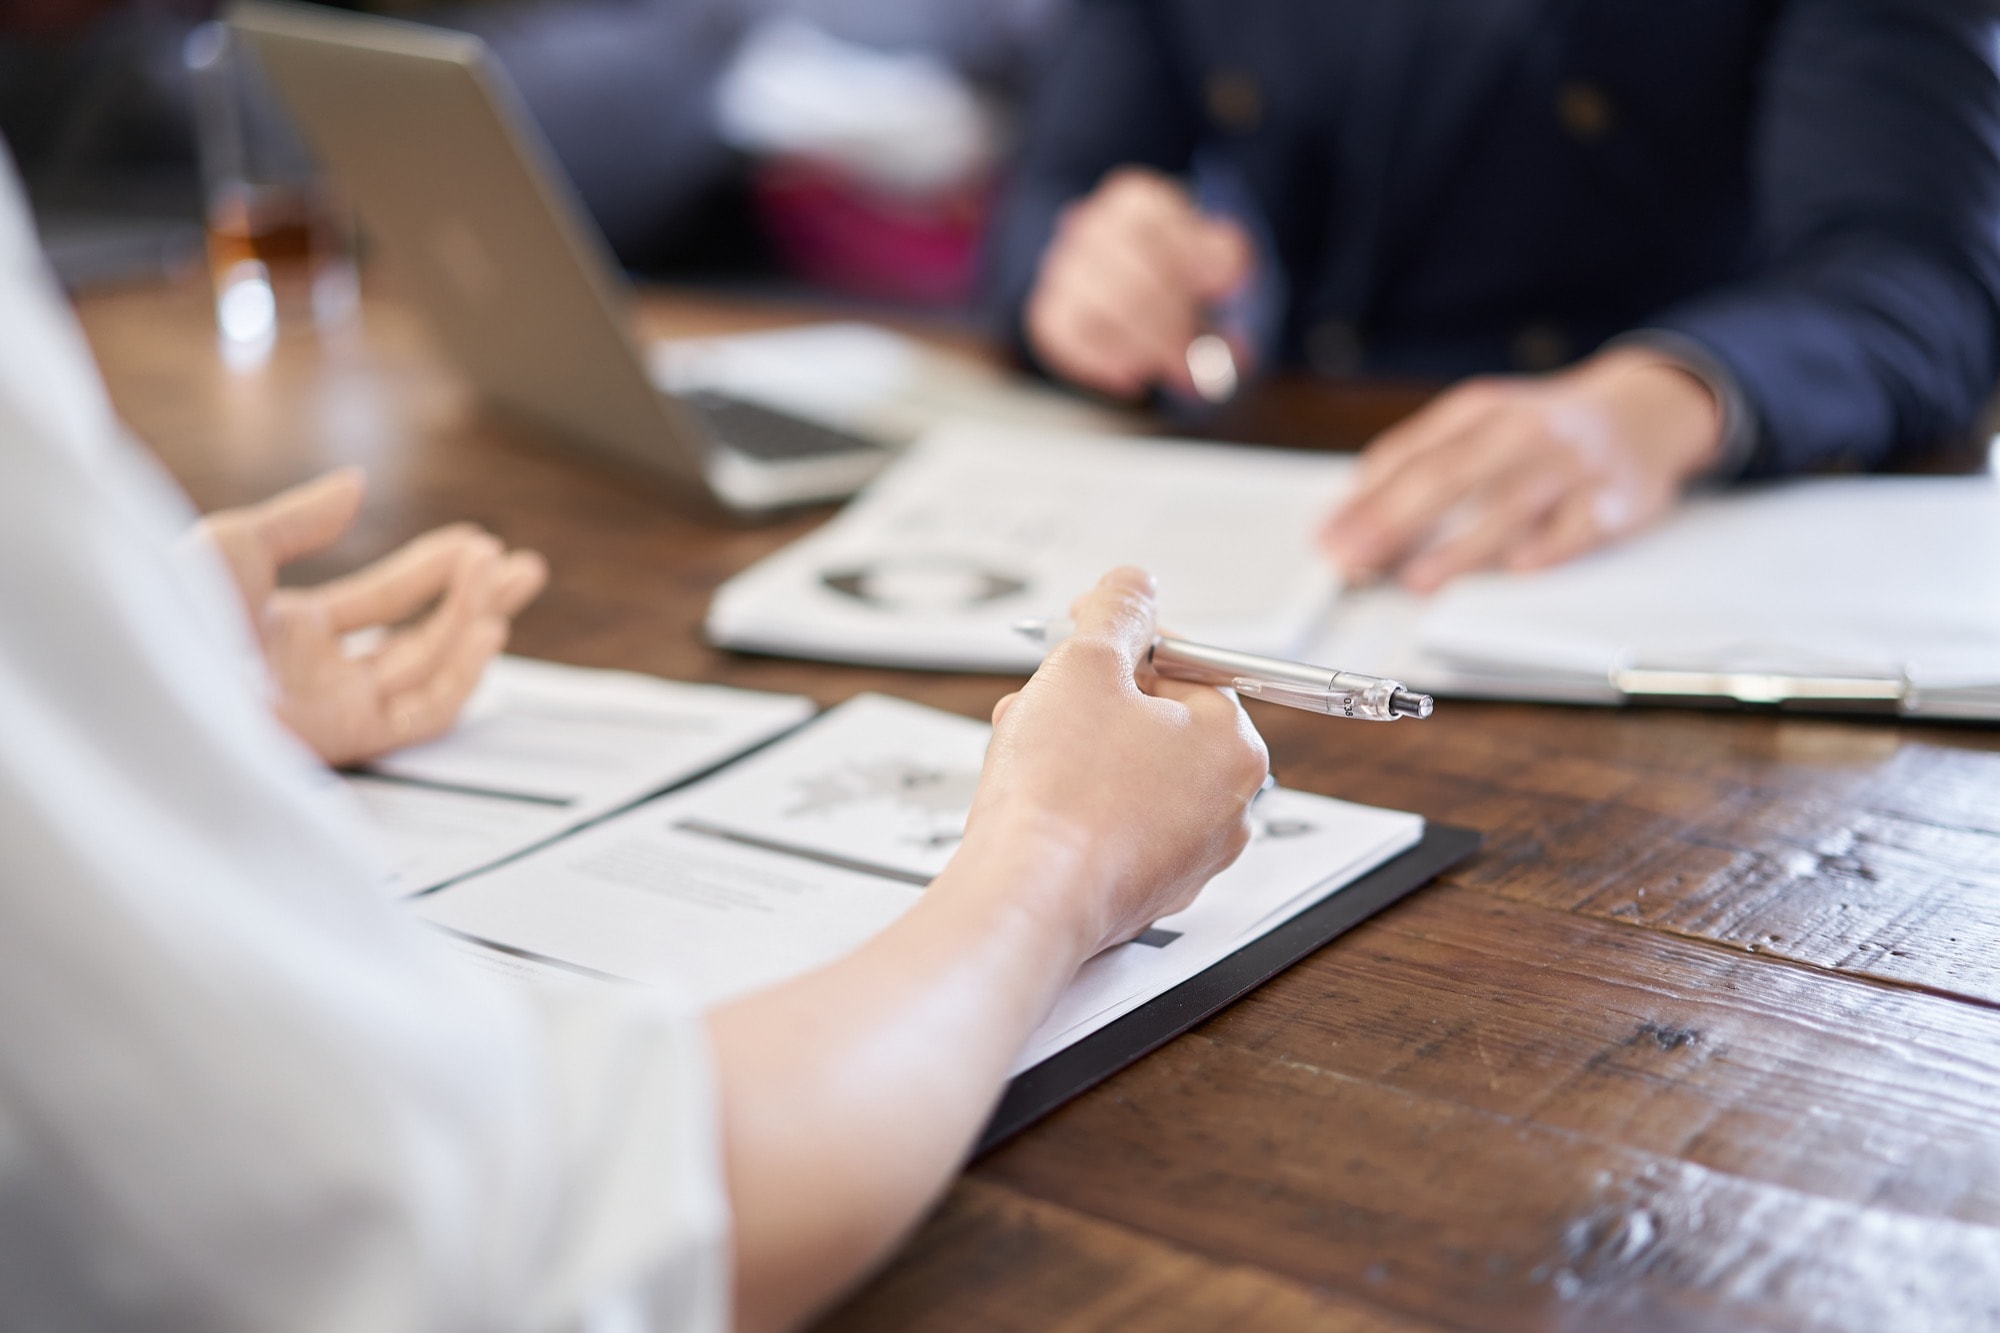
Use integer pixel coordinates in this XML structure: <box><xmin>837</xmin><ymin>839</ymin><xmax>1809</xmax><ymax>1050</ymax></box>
<box><xmin>76</xmin><ymin>273</ymin><xmax>2000</xmax><ymax>1332</ymax></box>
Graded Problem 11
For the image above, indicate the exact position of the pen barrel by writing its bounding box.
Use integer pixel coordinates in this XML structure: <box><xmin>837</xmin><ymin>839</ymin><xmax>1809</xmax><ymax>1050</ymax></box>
<box><xmin>1150</xmin><ymin>639</ymin><xmax>1331</xmax><ymax>692</ymax></box>
<box><xmin>1147</xmin><ymin>639</ymin><xmax>1409</xmax><ymax>721</ymax></box>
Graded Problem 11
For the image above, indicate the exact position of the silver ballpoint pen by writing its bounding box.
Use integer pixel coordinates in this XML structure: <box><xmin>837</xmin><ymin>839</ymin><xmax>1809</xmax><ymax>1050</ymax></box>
<box><xmin>1013</xmin><ymin>619</ymin><xmax>1435</xmax><ymax>722</ymax></box>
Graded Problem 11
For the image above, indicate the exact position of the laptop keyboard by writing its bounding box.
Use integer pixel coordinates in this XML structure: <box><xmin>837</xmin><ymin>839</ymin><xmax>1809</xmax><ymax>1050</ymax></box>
<box><xmin>681</xmin><ymin>391</ymin><xmax>884</xmax><ymax>462</ymax></box>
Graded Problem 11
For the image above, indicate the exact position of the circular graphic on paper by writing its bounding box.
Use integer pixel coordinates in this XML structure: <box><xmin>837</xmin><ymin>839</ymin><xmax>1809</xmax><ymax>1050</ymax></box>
<box><xmin>820</xmin><ymin>555</ymin><xmax>1029</xmax><ymax>613</ymax></box>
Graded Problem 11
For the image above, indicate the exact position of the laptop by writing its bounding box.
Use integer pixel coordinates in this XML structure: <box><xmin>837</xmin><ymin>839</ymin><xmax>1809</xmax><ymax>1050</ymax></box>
<box><xmin>230</xmin><ymin>0</ymin><xmax>893</xmax><ymax>514</ymax></box>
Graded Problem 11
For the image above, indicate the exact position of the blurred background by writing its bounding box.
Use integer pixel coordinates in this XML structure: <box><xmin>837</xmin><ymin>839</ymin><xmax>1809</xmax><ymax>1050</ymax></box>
<box><xmin>1</xmin><ymin>0</ymin><xmax>1066</xmax><ymax>307</ymax></box>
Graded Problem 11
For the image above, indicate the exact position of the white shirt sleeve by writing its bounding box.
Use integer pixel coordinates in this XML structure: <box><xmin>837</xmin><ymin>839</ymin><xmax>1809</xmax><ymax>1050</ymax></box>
<box><xmin>0</xmin><ymin>156</ymin><xmax>729</xmax><ymax>1333</ymax></box>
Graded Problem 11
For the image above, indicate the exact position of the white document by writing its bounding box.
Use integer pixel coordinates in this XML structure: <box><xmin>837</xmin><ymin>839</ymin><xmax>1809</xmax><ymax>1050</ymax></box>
<box><xmin>707</xmin><ymin>425</ymin><xmax>1353</xmax><ymax>671</ymax></box>
<box><xmin>648</xmin><ymin>322</ymin><xmax>1135</xmax><ymax>447</ymax></box>
<box><xmin>346</xmin><ymin>656</ymin><xmax>814</xmax><ymax>895</ymax></box>
<box><xmin>1307</xmin><ymin>475</ymin><xmax>2000</xmax><ymax>719</ymax></box>
<box><xmin>416</xmin><ymin>694</ymin><xmax>1425</xmax><ymax>1075</ymax></box>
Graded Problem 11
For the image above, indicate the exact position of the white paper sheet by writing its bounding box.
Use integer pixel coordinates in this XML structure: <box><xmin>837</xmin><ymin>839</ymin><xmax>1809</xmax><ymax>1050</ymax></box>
<box><xmin>1417</xmin><ymin>477</ymin><xmax>2000</xmax><ymax>687</ymax></box>
<box><xmin>707</xmin><ymin>425</ymin><xmax>1352</xmax><ymax>671</ymax></box>
<box><xmin>348</xmin><ymin>656</ymin><xmax>814</xmax><ymax>896</ymax></box>
<box><xmin>416</xmin><ymin>694</ymin><xmax>1425</xmax><ymax>1074</ymax></box>
<box><xmin>1304</xmin><ymin>475</ymin><xmax>2000</xmax><ymax>716</ymax></box>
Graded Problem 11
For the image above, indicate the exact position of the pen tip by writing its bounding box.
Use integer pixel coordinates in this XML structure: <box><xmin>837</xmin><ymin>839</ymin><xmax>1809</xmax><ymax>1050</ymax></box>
<box><xmin>1391</xmin><ymin>690</ymin><xmax>1434</xmax><ymax>720</ymax></box>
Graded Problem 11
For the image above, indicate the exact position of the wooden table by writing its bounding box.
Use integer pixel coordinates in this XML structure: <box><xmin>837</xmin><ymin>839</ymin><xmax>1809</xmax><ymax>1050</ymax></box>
<box><xmin>78</xmin><ymin>274</ymin><xmax>2000</xmax><ymax>1332</ymax></box>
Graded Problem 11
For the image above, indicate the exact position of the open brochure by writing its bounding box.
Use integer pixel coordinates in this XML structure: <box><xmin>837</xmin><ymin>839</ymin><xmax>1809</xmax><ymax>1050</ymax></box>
<box><xmin>342</xmin><ymin>656</ymin><xmax>814</xmax><ymax>896</ymax></box>
<box><xmin>706</xmin><ymin>424</ymin><xmax>1351</xmax><ymax>671</ymax></box>
<box><xmin>415</xmin><ymin>693</ymin><xmax>1426</xmax><ymax>1076</ymax></box>
<box><xmin>712</xmin><ymin>422</ymin><xmax>2000</xmax><ymax>719</ymax></box>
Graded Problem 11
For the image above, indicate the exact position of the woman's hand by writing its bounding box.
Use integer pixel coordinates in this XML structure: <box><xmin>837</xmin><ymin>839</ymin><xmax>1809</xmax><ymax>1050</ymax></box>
<box><xmin>197</xmin><ymin>469</ymin><xmax>546</xmax><ymax>767</ymax></box>
<box><xmin>964</xmin><ymin>566</ymin><xmax>1271</xmax><ymax>960</ymax></box>
<box><xmin>713</xmin><ymin>567</ymin><xmax>1271</xmax><ymax>1333</ymax></box>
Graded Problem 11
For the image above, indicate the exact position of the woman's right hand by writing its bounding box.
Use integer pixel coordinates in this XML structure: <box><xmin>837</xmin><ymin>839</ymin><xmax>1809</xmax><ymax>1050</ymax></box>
<box><xmin>960</xmin><ymin>567</ymin><xmax>1271</xmax><ymax>961</ymax></box>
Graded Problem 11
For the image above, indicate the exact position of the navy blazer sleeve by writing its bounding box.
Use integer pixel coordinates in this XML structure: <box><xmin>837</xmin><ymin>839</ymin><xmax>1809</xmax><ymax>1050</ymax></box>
<box><xmin>1651</xmin><ymin>0</ymin><xmax>2000</xmax><ymax>477</ymax></box>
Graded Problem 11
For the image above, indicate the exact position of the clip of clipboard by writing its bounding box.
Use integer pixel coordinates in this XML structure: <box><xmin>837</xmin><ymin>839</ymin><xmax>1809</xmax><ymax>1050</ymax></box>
<box><xmin>1609</xmin><ymin>657</ymin><xmax>1911</xmax><ymax>714</ymax></box>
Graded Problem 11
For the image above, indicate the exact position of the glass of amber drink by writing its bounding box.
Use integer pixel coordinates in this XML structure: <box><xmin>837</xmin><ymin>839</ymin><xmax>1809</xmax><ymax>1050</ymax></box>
<box><xmin>184</xmin><ymin>21</ymin><xmax>357</xmax><ymax>354</ymax></box>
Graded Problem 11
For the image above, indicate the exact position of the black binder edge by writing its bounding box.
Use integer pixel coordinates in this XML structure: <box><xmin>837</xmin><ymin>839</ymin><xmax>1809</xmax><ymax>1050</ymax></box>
<box><xmin>975</xmin><ymin>821</ymin><xmax>1482</xmax><ymax>1155</ymax></box>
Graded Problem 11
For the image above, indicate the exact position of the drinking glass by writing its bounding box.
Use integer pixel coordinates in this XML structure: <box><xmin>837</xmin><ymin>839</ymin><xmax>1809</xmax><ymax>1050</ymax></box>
<box><xmin>183</xmin><ymin>21</ymin><xmax>357</xmax><ymax>355</ymax></box>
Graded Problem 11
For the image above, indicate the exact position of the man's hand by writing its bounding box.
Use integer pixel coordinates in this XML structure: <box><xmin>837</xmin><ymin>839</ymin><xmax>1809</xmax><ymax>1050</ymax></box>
<box><xmin>969</xmin><ymin>567</ymin><xmax>1270</xmax><ymax>959</ymax></box>
<box><xmin>1320</xmin><ymin>346</ymin><xmax>1727</xmax><ymax>592</ymax></box>
<box><xmin>1024</xmin><ymin>168</ymin><xmax>1254</xmax><ymax>400</ymax></box>
<box><xmin>198</xmin><ymin>469</ymin><xmax>547</xmax><ymax>767</ymax></box>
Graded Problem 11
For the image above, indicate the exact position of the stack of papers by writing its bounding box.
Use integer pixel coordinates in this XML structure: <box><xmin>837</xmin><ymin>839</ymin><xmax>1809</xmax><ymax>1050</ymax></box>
<box><xmin>416</xmin><ymin>693</ymin><xmax>1424</xmax><ymax>1072</ymax></box>
<box><xmin>707</xmin><ymin>424</ymin><xmax>1352</xmax><ymax>671</ymax></box>
<box><xmin>343</xmin><ymin>656</ymin><xmax>813</xmax><ymax>895</ymax></box>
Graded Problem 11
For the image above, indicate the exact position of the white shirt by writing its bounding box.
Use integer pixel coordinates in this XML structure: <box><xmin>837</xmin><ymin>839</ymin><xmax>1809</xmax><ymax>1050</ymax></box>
<box><xmin>0</xmin><ymin>157</ymin><xmax>729</xmax><ymax>1332</ymax></box>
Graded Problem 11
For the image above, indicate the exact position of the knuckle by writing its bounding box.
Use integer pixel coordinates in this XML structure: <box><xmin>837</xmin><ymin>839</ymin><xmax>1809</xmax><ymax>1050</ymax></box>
<box><xmin>1025</xmin><ymin>293</ymin><xmax>1064</xmax><ymax>346</ymax></box>
<box><xmin>1457</xmin><ymin>378</ymin><xmax>1511</xmax><ymax>408</ymax></box>
<box><xmin>1055</xmin><ymin>208</ymin><xmax>1105</xmax><ymax>252</ymax></box>
<box><xmin>1102</xmin><ymin>166</ymin><xmax>1159</xmax><ymax>198</ymax></box>
<box><xmin>1102</xmin><ymin>565</ymin><xmax>1154</xmax><ymax>597</ymax></box>
<box><xmin>1109</xmin><ymin>587</ymin><xmax>1155</xmax><ymax>628</ymax></box>
<box><xmin>1078</xmin><ymin>572</ymin><xmax>1149</xmax><ymax>614</ymax></box>
<box><xmin>1233</xmin><ymin>736</ymin><xmax>1271</xmax><ymax>788</ymax></box>
<box><xmin>1102</xmin><ymin>170</ymin><xmax>1182</xmax><ymax>221</ymax></box>
<box><xmin>1039</xmin><ymin>322</ymin><xmax>1090</xmax><ymax>373</ymax></box>
<box><xmin>1048</xmin><ymin>635</ymin><xmax>1127</xmax><ymax>679</ymax></box>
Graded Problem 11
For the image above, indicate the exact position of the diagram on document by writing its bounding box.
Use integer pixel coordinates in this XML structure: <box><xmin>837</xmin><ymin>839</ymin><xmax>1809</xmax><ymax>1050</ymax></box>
<box><xmin>669</xmin><ymin>694</ymin><xmax>992</xmax><ymax>881</ymax></box>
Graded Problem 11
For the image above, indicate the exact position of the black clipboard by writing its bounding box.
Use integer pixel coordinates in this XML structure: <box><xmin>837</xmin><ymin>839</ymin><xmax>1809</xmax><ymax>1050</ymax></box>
<box><xmin>976</xmin><ymin>822</ymin><xmax>1481</xmax><ymax>1154</ymax></box>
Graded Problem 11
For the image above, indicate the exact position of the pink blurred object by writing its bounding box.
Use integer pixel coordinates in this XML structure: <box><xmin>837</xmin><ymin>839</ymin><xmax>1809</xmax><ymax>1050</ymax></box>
<box><xmin>752</xmin><ymin>155</ymin><xmax>992</xmax><ymax>307</ymax></box>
